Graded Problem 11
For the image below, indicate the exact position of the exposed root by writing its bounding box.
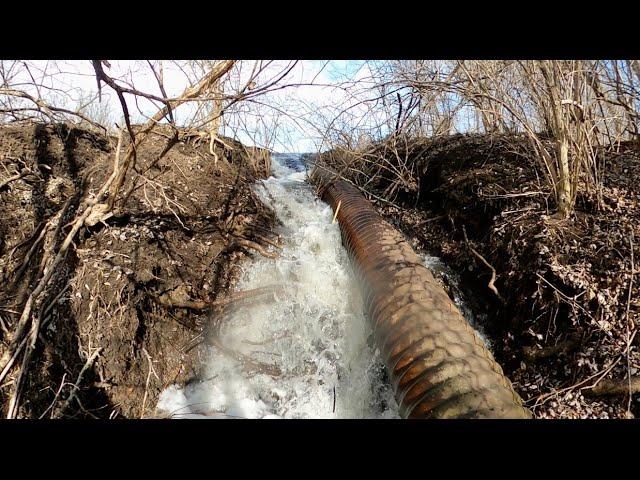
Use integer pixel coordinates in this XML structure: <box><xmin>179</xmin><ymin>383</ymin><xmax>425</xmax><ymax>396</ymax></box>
<box><xmin>1</xmin><ymin>114</ymin><xmax>274</xmax><ymax>418</ymax></box>
<box><xmin>12</xmin><ymin>223</ymin><xmax>49</xmax><ymax>282</ymax></box>
<box><xmin>462</xmin><ymin>225</ymin><xmax>505</xmax><ymax>303</ymax></box>
<box><xmin>53</xmin><ymin>348</ymin><xmax>102</xmax><ymax>418</ymax></box>
<box><xmin>152</xmin><ymin>285</ymin><xmax>282</xmax><ymax>311</ymax></box>
<box><xmin>0</xmin><ymin>170</ymin><xmax>30</xmax><ymax>191</ymax></box>
<box><xmin>235</xmin><ymin>238</ymin><xmax>279</xmax><ymax>259</ymax></box>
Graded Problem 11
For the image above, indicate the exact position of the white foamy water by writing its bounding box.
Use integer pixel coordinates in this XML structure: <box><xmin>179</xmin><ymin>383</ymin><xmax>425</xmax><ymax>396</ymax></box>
<box><xmin>156</xmin><ymin>153</ymin><xmax>399</xmax><ymax>419</ymax></box>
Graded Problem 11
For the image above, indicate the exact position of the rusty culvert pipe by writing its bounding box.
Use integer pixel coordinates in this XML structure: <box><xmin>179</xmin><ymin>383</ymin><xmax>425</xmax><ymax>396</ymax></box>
<box><xmin>311</xmin><ymin>170</ymin><xmax>532</xmax><ymax>419</ymax></box>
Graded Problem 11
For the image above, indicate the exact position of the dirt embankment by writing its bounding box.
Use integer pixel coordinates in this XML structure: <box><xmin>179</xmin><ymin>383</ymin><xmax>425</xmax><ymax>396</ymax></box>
<box><xmin>316</xmin><ymin>134</ymin><xmax>640</xmax><ymax>418</ymax></box>
<box><xmin>0</xmin><ymin>123</ymin><xmax>276</xmax><ymax>418</ymax></box>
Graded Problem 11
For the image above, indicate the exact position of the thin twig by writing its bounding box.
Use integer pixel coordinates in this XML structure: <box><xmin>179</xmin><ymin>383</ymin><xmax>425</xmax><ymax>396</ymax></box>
<box><xmin>332</xmin><ymin>200</ymin><xmax>342</xmax><ymax>224</ymax></box>
<box><xmin>54</xmin><ymin>348</ymin><xmax>102</xmax><ymax>418</ymax></box>
<box><xmin>140</xmin><ymin>347</ymin><xmax>159</xmax><ymax>418</ymax></box>
<box><xmin>39</xmin><ymin>373</ymin><xmax>67</xmax><ymax>419</ymax></box>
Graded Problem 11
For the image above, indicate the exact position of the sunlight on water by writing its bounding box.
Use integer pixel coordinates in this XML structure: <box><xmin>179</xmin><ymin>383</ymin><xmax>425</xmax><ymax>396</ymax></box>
<box><xmin>157</xmin><ymin>154</ymin><xmax>398</xmax><ymax>418</ymax></box>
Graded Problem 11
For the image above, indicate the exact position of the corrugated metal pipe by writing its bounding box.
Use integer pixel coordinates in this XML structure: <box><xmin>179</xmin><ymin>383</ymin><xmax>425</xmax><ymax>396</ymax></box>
<box><xmin>310</xmin><ymin>168</ymin><xmax>532</xmax><ymax>419</ymax></box>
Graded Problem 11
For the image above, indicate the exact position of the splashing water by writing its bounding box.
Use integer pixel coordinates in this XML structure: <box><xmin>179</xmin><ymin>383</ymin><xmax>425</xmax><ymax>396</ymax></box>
<box><xmin>156</xmin><ymin>154</ymin><xmax>495</xmax><ymax>419</ymax></box>
<box><xmin>157</xmin><ymin>154</ymin><xmax>398</xmax><ymax>419</ymax></box>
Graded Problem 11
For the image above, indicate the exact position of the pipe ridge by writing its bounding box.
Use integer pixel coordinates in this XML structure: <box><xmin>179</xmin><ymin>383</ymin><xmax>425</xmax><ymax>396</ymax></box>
<box><xmin>312</xmin><ymin>174</ymin><xmax>531</xmax><ymax>419</ymax></box>
<box><xmin>399</xmin><ymin>361</ymin><xmax>491</xmax><ymax>410</ymax></box>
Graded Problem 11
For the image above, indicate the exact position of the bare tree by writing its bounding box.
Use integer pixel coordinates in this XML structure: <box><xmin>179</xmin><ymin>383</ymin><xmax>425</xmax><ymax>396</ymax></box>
<box><xmin>313</xmin><ymin>59</ymin><xmax>640</xmax><ymax>218</ymax></box>
<box><xmin>0</xmin><ymin>59</ymin><xmax>305</xmax><ymax>417</ymax></box>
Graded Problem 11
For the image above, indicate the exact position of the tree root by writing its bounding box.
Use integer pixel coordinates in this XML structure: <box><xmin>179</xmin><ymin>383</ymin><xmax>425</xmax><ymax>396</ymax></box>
<box><xmin>152</xmin><ymin>285</ymin><xmax>281</xmax><ymax>311</ymax></box>
<box><xmin>462</xmin><ymin>225</ymin><xmax>505</xmax><ymax>303</ymax></box>
<box><xmin>235</xmin><ymin>238</ymin><xmax>279</xmax><ymax>259</ymax></box>
<box><xmin>53</xmin><ymin>348</ymin><xmax>102</xmax><ymax>418</ymax></box>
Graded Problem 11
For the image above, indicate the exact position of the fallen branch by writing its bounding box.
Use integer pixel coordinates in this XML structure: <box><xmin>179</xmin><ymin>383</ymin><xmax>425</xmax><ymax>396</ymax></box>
<box><xmin>5</xmin><ymin>221</ymin><xmax>45</xmax><ymax>264</ymax></box>
<box><xmin>462</xmin><ymin>225</ymin><xmax>505</xmax><ymax>303</ymax></box>
<box><xmin>415</xmin><ymin>214</ymin><xmax>447</xmax><ymax>226</ymax></box>
<box><xmin>253</xmin><ymin>234</ymin><xmax>282</xmax><ymax>250</ymax></box>
<box><xmin>522</xmin><ymin>334</ymin><xmax>581</xmax><ymax>362</ymax></box>
<box><xmin>529</xmin><ymin>356</ymin><xmax>622</xmax><ymax>409</ymax></box>
<box><xmin>332</xmin><ymin>200</ymin><xmax>342</xmax><ymax>224</ymax></box>
<box><xmin>95</xmin><ymin>60</ymin><xmax>236</xmax><ymax>209</ymax></box>
<box><xmin>12</xmin><ymin>222</ymin><xmax>49</xmax><ymax>281</ymax></box>
<box><xmin>38</xmin><ymin>373</ymin><xmax>67</xmax><ymax>419</ymax></box>
<box><xmin>585</xmin><ymin>376</ymin><xmax>640</xmax><ymax>397</ymax></box>
<box><xmin>535</xmin><ymin>272</ymin><xmax>594</xmax><ymax>320</ymax></box>
<box><xmin>210</xmin><ymin>337</ymin><xmax>281</xmax><ymax>378</ymax></box>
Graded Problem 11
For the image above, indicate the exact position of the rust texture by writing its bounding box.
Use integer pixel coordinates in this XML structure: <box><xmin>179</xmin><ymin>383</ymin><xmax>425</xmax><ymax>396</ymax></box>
<box><xmin>312</xmin><ymin>171</ymin><xmax>532</xmax><ymax>418</ymax></box>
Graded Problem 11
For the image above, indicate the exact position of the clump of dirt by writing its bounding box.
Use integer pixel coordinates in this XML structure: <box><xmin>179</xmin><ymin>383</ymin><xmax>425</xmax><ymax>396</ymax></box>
<box><xmin>315</xmin><ymin>133</ymin><xmax>640</xmax><ymax>418</ymax></box>
<box><xmin>0</xmin><ymin>122</ymin><xmax>276</xmax><ymax>418</ymax></box>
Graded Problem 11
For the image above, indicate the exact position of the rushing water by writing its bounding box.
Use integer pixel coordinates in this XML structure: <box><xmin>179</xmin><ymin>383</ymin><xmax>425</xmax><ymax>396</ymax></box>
<box><xmin>157</xmin><ymin>153</ymin><xmax>398</xmax><ymax>418</ymax></box>
<box><xmin>156</xmin><ymin>154</ymin><xmax>489</xmax><ymax>419</ymax></box>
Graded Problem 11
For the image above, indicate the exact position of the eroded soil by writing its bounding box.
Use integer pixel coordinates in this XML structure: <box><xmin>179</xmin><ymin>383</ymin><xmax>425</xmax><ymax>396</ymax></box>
<box><xmin>317</xmin><ymin>134</ymin><xmax>640</xmax><ymax>418</ymax></box>
<box><xmin>0</xmin><ymin>122</ymin><xmax>276</xmax><ymax>418</ymax></box>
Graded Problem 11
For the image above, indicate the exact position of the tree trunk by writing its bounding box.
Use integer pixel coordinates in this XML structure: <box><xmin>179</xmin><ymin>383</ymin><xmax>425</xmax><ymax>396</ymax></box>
<box><xmin>556</xmin><ymin>133</ymin><xmax>572</xmax><ymax>218</ymax></box>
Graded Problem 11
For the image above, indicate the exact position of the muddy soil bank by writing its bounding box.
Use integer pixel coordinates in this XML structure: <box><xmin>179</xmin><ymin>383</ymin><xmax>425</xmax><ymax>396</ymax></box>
<box><xmin>315</xmin><ymin>134</ymin><xmax>640</xmax><ymax>418</ymax></box>
<box><xmin>0</xmin><ymin>122</ymin><xmax>276</xmax><ymax>418</ymax></box>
